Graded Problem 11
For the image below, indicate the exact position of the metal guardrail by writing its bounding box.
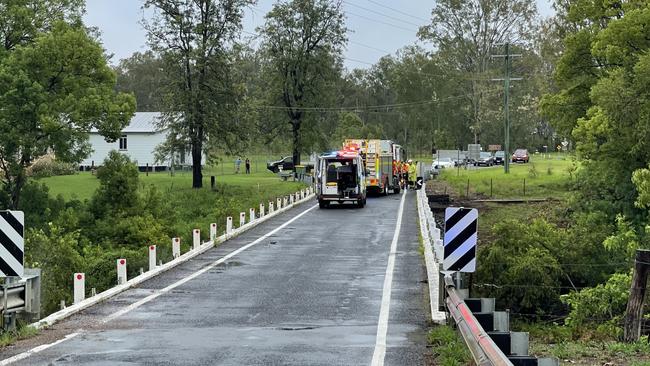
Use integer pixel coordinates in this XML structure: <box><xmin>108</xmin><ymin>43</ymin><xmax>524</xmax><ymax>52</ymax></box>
<box><xmin>444</xmin><ymin>275</ymin><xmax>513</xmax><ymax>366</ymax></box>
<box><xmin>0</xmin><ymin>269</ymin><xmax>41</xmax><ymax>330</ymax></box>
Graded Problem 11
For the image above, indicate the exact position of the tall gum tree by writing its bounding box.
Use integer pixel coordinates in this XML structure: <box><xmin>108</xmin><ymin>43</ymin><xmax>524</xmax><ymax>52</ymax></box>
<box><xmin>418</xmin><ymin>0</ymin><xmax>537</xmax><ymax>144</ymax></box>
<box><xmin>0</xmin><ymin>16</ymin><xmax>136</xmax><ymax>209</ymax></box>
<box><xmin>143</xmin><ymin>0</ymin><xmax>253</xmax><ymax>188</ymax></box>
<box><xmin>258</xmin><ymin>0</ymin><xmax>347</xmax><ymax>166</ymax></box>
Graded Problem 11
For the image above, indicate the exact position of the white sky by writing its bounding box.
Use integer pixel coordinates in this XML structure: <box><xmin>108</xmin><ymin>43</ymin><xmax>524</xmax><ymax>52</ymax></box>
<box><xmin>84</xmin><ymin>0</ymin><xmax>556</xmax><ymax>69</ymax></box>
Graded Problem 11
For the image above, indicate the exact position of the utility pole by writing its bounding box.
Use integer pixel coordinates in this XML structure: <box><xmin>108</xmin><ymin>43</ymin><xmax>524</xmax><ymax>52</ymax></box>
<box><xmin>492</xmin><ymin>43</ymin><xmax>522</xmax><ymax>174</ymax></box>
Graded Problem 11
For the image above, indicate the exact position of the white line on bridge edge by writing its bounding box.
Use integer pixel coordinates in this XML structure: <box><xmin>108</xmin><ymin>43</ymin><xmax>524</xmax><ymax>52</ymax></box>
<box><xmin>0</xmin><ymin>204</ymin><xmax>318</xmax><ymax>365</ymax></box>
<box><xmin>371</xmin><ymin>190</ymin><xmax>407</xmax><ymax>366</ymax></box>
<box><xmin>0</xmin><ymin>332</ymin><xmax>80</xmax><ymax>366</ymax></box>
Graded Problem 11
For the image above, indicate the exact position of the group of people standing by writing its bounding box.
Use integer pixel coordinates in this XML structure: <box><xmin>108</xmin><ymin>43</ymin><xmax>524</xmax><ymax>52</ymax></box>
<box><xmin>234</xmin><ymin>157</ymin><xmax>251</xmax><ymax>174</ymax></box>
<box><xmin>393</xmin><ymin>159</ymin><xmax>418</xmax><ymax>189</ymax></box>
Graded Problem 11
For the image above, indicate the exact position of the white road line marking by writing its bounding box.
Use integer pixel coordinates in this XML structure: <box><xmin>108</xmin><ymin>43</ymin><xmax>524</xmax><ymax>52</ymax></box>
<box><xmin>371</xmin><ymin>190</ymin><xmax>407</xmax><ymax>366</ymax></box>
<box><xmin>0</xmin><ymin>332</ymin><xmax>80</xmax><ymax>366</ymax></box>
<box><xmin>0</xmin><ymin>204</ymin><xmax>318</xmax><ymax>365</ymax></box>
<box><xmin>104</xmin><ymin>203</ymin><xmax>319</xmax><ymax>322</ymax></box>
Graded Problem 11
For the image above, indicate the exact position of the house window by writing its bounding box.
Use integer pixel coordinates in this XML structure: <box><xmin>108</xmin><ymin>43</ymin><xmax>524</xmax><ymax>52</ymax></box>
<box><xmin>119</xmin><ymin>135</ymin><xmax>128</xmax><ymax>151</ymax></box>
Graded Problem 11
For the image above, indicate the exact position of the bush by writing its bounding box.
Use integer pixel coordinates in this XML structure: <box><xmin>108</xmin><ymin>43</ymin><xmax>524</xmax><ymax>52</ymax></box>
<box><xmin>25</xmin><ymin>225</ymin><xmax>85</xmax><ymax>315</ymax></box>
<box><xmin>90</xmin><ymin>151</ymin><xmax>139</xmax><ymax>216</ymax></box>
<box><xmin>427</xmin><ymin>326</ymin><xmax>471</xmax><ymax>365</ymax></box>
<box><xmin>561</xmin><ymin>272</ymin><xmax>631</xmax><ymax>339</ymax></box>
<box><xmin>26</xmin><ymin>155</ymin><xmax>76</xmax><ymax>178</ymax></box>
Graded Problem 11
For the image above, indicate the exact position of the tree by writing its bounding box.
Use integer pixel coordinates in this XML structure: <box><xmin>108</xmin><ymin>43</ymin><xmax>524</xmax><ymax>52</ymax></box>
<box><xmin>114</xmin><ymin>51</ymin><xmax>165</xmax><ymax>112</ymax></box>
<box><xmin>143</xmin><ymin>0</ymin><xmax>253</xmax><ymax>189</ymax></box>
<box><xmin>418</xmin><ymin>0</ymin><xmax>537</xmax><ymax>144</ymax></box>
<box><xmin>0</xmin><ymin>22</ymin><xmax>136</xmax><ymax>209</ymax></box>
<box><xmin>258</xmin><ymin>0</ymin><xmax>347</xmax><ymax>166</ymax></box>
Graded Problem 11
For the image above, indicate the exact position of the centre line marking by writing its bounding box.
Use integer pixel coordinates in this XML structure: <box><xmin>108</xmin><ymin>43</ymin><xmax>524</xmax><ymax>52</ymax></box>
<box><xmin>371</xmin><ymin>190</ymin><xmax>407</xmax><ymax>366</ymax></box>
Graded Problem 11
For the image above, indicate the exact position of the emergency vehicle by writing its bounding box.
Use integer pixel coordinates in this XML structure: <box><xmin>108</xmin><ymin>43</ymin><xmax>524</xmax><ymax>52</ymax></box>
<box><xmin>314</xmin><ymin>144</ymin><xmax>367</xmax><ymax>209</ymax></box>
<box><xmin>343</xmin><ymin>139</ymin><xmax>405</xmax><ymax>195</ymax></box>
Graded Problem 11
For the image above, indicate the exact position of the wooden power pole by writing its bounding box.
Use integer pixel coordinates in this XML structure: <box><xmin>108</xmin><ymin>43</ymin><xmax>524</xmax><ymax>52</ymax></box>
<box><xmin>624</xmin><ymin>249</ymin><xmax>650</xmax><ymax>342</ymax></box>
<box><xmin>492</xmin><ymin>43</ymin><xmax>522</xmax><ymax>175</ymax></box>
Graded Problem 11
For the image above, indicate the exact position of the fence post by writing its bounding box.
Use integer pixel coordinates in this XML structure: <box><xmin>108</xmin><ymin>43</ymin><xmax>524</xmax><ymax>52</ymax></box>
<box><xmin>523</xmin><ymin>178</ymin><xmax>526</xmax><ymax>196</ymax></box>
<box><xmin>117</xmin><ymin>259</ymin><xmax>127</xmax><ymax>285</ymax></box>
<box><xmin>269</xmin><ymin>202</ymin><xmax>274</xmax><ymax>213</ymax></box>
<box><xmin>210</xmin><ymin>223</ymin><xmax>217</xmax><ymax>241</ymax></box>
<box><xmin>239</xmin><ymin>212</ymin><xmax>246</xmax><ymax>227</ymax></box>
<box><xmin>172</xmin><ymin>238</ymin><xmax>180</xmax><ymax>258</ymax></box>
<box><xmin>260</xmin><ymin>203</ymin><xmax>265</xmax><ymax>217</ymax></box>
<box><xmin>193</xmin><ymin>229</ymin><xmax>200</xmax><ymax>249</ymax></box>
<box><xmin>490</xmin><ymin>178</ymin><xmax>493</xmax><ymax>198</ymax></box>
<box><xmin>277</xmin><ymin>198</ymin><xmax>282</xmax><ymax>209</ymax></box>
<box><xmin>290</xmin><ymin>194</ymin><xmax>294</xmax><ymax>205</ymax></box>
<box><xmin>624</xmin><ymin>249</ymin><xmax>650</xmax><ymax>342</ymax></box>
<box><xmin>149</xmin><ymin>245</ymin><xmax>156</xmax><ymax>271</ymax></box>
<box><xmin>466</xmin><ymin>178</ymin><xmax>470</xmax><ymax>198</ymax></box>
<box><xmin>226</xmin><ymin>217</ymin><xmax>233</xmax><ymax>234</ymax></box>
<box><xmin>249</xmin><ymin>208</ymin><xmax>255</xmax><ymax>222</ymax></box>
<box><xmin>73</xmin><ymin>273</ymin><xmax>85</xmax><ymax>304</ymax></box>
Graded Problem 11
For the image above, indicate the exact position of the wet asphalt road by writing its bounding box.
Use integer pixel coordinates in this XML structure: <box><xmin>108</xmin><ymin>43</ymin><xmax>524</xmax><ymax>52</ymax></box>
<box><xmin>2</xmin><ymin>191</ymin><xmax>429</xmax><ymax>365</ymax></box>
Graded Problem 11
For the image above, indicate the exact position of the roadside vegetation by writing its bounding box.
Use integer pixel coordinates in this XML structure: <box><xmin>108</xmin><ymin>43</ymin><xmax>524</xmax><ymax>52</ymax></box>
<box><xmin>427</xmin><ymin>325</ymin><xmax>471</xmax><ymax>366</ymax></box>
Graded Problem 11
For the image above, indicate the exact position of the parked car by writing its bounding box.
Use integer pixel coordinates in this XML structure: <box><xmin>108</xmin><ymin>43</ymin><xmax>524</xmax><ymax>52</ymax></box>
<box><xmin>432</xmin><ymin>158</ymin><xmax>455</xmax><ymax>170</ymax></box>
<box><xmin>511</xmin><ymin>149</ymin><xmax>530</xmax><ymax>163</ymax></box>
<box><xmin>475</xmin><ymin>152</ymin><xmax>495</xmax><ymax>167</ymax></box>
<box><xmin>267</xmin><ymin>156</ymin><xmax>294</xmax><ymax>173</ymax></box>
<box><xmin>494</xmin><ymin>151</ymin><xmax>505</xmax><ymax>165</ymax></box>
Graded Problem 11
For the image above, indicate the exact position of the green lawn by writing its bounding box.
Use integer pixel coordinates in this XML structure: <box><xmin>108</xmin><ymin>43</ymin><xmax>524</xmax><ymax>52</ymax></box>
<box><xmin>440</xmin><ymin>153</ymin><xmax>577</xmax><ymax>199</ymax></box>
<box><xmin>38</xmin><ymin>169</ymin><xmax>295</xmax><ymax>201</ymax></box>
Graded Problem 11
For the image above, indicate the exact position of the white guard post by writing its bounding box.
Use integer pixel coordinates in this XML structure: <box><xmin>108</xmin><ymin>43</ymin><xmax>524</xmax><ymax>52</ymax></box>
<box><xmin>283</xmin><ymin>197</ymin><xmax>288</xmax><ymax>207</ymax></box>
<box><xmin>73</xmin><ymin>273</ymin><xmax>85</xmax><ymax>304</ymax></box>
<box><xmin>277</xmin><ymin>198</ymin><xmax>282</xmax><ymax>209</ymax></box>
<box><xmin>249</xmin><ymin>208</ymin><xmax>255</xmax><ymax>222</ymax></box>
<box><xmin>226</xmin><ymin>216</ymin><xmax>233</xmax><ymax>234</ymax></box>
<box><xmin>193</xmin><ymin>229</ymin><xmax>200</xmax><ymax>250</ymax></box>
<box><xmin>117</xmin><ymin>259</ymin><xmax>127</xmax><ymax>285</ymax></box>
<box><xmin>290</xmin><ymin>194</ymin><xmax>294</xmax><ymax>204</ymax></box>
<box><xmin>172</xmin><ymin>237</ymin><xmax>181</xmax><ymax>258</ymax></box>
<box><xmin>210</xmin><ymin>223</ymin><xmax>217</xmax><ymax>241</ymax></box>
<box><xmin>269</xmin><ymin>202</ymin><xmax>274</xmax><ymax>213</ymax></box>
<box><xmin>239</xmin><ymin>212</ymin><xmax>246</xmax><ymax>227</ymax></box>
<box><xmin>259</xmin><ymin>203</ymin><xmax>265</xmax><ymax>217</ymax></box>
<box><xmin>149</xmin><ymin>245</ymin><xmax>156</xmax><ymax>271</ymax></box>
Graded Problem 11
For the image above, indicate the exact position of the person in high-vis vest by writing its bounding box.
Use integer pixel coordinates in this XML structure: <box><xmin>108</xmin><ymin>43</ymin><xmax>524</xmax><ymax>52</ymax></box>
<box><xmin>408</xmin><ymin>160</ymin><xmax>417</xmax><ymax>188</ymax></box>
<box><xmin>409</xmin><ymin>161</ymin><xmax>418</xmax><ymax>189</ymax></box>
<box><xmin>402</xmin><ymin>160</ymin><xmax>410</xmax><ymax>189</ymax></box>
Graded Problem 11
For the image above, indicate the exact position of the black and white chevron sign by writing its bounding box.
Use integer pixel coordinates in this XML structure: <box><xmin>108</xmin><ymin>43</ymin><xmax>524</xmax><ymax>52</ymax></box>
<box><xmin>0</xmin><ymin>211</ymin><xmax>24</xmax><ymax>277</ymax></box>
<box><xmin>443</xmin><ymin>207</ymin><xmax>477</xmax><ymax>272</ymax></box>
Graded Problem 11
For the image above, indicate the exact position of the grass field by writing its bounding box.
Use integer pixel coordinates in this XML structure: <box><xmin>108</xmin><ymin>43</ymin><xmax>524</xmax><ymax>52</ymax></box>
<box><xmin>38</xmin><ymin>169</ymin><xmax>297</xmax><ymax>201</ymax></box>
<box><xmin>440</xmin><ymin>153</ymin><xmax>576</xmax><ymax>199</ymax></box>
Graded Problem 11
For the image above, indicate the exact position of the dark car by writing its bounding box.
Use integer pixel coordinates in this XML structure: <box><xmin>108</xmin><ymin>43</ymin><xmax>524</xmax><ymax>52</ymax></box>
<box><xmin>267</xmin><ymin>156</ymin><xmax>294</xmax><ymax>173</ymax></box>
<box><xmin>512</xmin><ymin>149</ymin><xmax>529</xmax><ymax>163</ymax></box>
<box><xmin>494</xmin><ymin>151</ymin><xmax>505</xmax><ymax>165</ymax></box>
<box><xmin>474</xmin><ymin>152</ymin><xmax>495</xmax><ymax>167</ymax></box>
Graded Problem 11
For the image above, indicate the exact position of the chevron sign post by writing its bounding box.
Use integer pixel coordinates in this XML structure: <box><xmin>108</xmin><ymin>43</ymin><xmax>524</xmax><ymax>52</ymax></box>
<box><xmin>0</xmin><ymin>211</ymin><xmax>24</xmax><ymax>277</ymax></box>
<box><xmin>443</xmin><ymin>207</ymin><xmax>477</xmax><ymax>272</ymax></box>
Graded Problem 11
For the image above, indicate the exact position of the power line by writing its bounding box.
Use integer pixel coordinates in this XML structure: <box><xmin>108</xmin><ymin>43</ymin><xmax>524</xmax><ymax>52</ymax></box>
<box><xmin>348</xmin><ymin>40</ymin><xmax>392</xmax><ymax>54</ymax></box>
<box><xmin>346</xmin><ymin>11</ymin><xmax>418</xmax><ymax>33</ymax></box>
<box><xmin>343</xmin><ymin>1</ymin><xmax>424</xmax><ymax>27</ymax></box>
<box><xmin>365</xmin><ymin>0</ymin><xmax>430</xmax><ymax>23</ymax></box>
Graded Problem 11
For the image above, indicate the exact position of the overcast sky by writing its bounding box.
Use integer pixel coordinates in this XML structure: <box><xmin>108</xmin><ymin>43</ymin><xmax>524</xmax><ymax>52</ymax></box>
<box><xmin>83</xmin><ymin>0</ymin><xmax>555</xmax><ymax>69</ymax></box>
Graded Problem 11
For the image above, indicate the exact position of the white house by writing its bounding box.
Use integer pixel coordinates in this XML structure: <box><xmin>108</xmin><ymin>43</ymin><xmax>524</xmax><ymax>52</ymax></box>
<box><xmin>80</xmin><ymin>112</ymin><xmax>202</xmax><ymax>170</ymax></box>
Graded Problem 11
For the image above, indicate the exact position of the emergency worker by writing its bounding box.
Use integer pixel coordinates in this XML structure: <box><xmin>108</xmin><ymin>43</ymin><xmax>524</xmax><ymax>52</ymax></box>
<box><xmin>402</xmin><ymin>160</ymin><xmax>410</xmax><ymax>189</ymax></box>
<box><xmin>408</xmin><ymin>160</ymin><xmax>417</xmax><ymax>188</ymax></box>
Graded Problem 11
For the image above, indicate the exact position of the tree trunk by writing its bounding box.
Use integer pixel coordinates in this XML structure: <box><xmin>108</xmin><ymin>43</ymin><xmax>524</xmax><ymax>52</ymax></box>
<box><xmin>191</xmin><ymin>140</ymin><xmax>203</xmax><ymax>189</ymax></box>
<box><xmin>291</xmin><ymin>120</ymin><xmax>301</xmax><ymax>166</ymax></box>
<box><xmin>624</xmin><ymin>249</ymin><xmax>650</xmax><ymax>342</ymax></box>
<box><xmin>10</xmin><ymin>172</ymin><xmax>25</xmax><ymax>210</ymax></box>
